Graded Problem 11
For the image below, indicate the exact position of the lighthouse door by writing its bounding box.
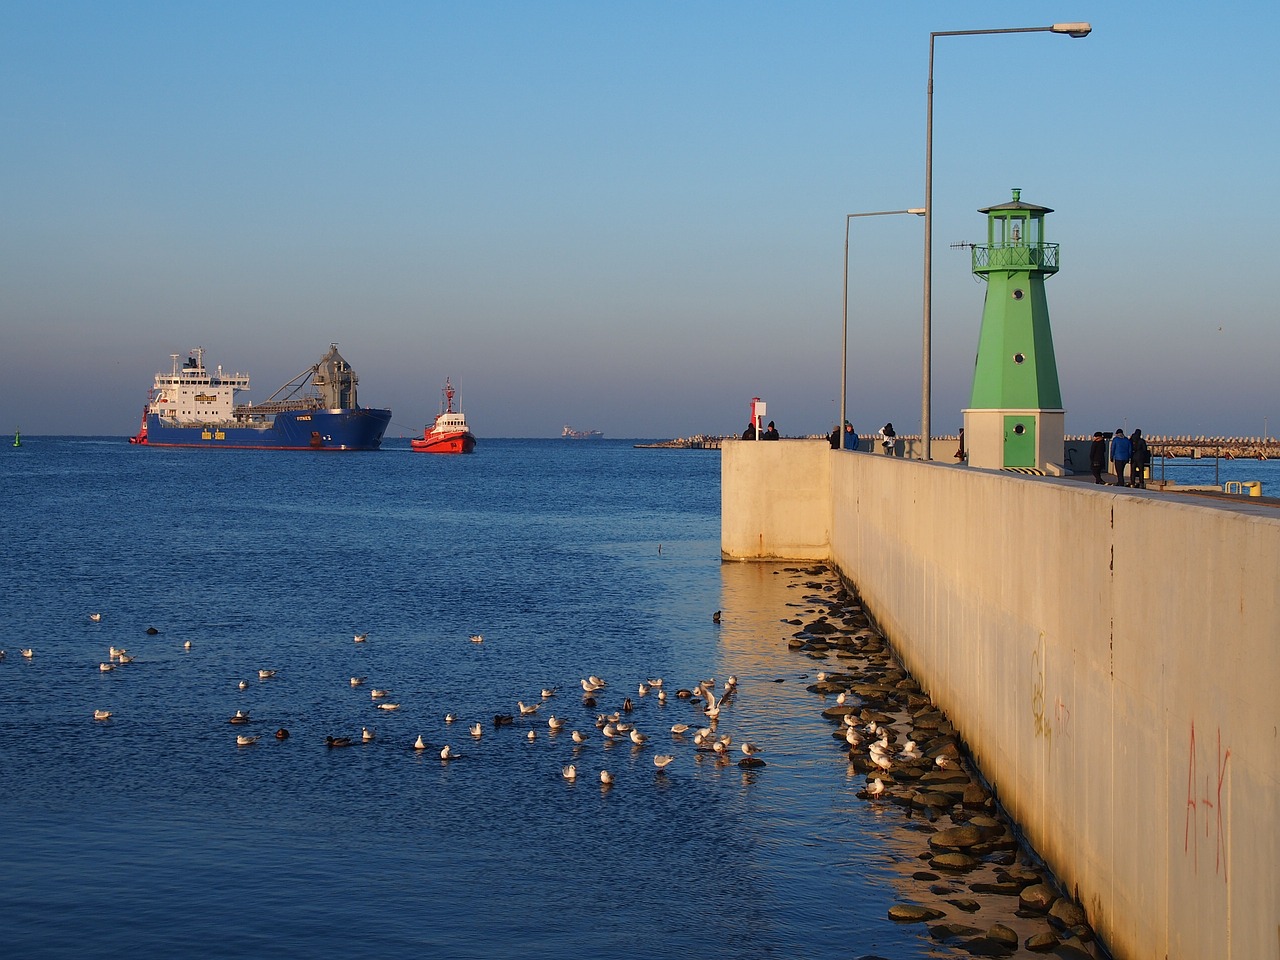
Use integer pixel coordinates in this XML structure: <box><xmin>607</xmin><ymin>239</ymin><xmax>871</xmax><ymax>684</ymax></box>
<box><xmin>1003</xmin><ymin>416</ymin><xmax>1036</xmax><ymax>468</ymax></box>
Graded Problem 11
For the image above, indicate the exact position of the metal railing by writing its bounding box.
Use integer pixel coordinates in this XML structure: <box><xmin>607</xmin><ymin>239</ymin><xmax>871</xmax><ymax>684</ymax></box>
<box><xmin>972</xmin><ymin>242</ymin><xmax>1059</xmax><ymax>273</ymax></box>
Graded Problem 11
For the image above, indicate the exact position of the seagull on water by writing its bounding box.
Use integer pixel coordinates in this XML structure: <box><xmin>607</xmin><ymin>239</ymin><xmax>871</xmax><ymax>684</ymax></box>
<box><xmin>670</xmin><ymin>723</ymin><xmax>691</xmax><ymax>735</ymax></box>
<box><xmin>469</xmin><ymin>723</ymin><xmax>483</xmax><ymax>738</ymax></box>
<box><xmin>183</xmin><ymin>640</ymin><xmax>192</xmax><ymax>650</ymax></box>
<box><xmin>89</xmin><ymin>613</ymin><xmax>102</xmax><ymax>622</ymax></box>
<box><xmin>236</xmin><ymin>734</ymin><xmax>260</xmax><ymax>746</ymax></box>
<box><xmin>541</xmin><ymin>687</ymin><xmax>557</xmax><ymax>699</ymax></box>
<box><xmin>414</xmin><ymin>735</ymin><xmax>427</xmax><ymax>750</ymax></box>
<box><xmin>571</xmin><ymin>729</ymin><xmax>588</xmax><ymax>744</ymax></box>
<box><xmin>468</xmin><ymin>634</ymin><xmax>484</xmax><ymax>643</ymax></box>
<box><xmin>377</xmin><ymin>702</ymin><xmax>401</xmax><ymax>711</ymax></box>
<box><xmin>99</xmin><ymin>662</ymin><xmax>114</xmax><ymax>673</ymax></box>
<box><xmin>354</xmin><ymin>633</ymin><xmax>368</xmax><ymax>643</ymax></box>
<box><xmin>93</xmin><ymin>709</ymin><xmax>112</xmax><ymax>721</ymax></box>
<box><xmin>517</xmin><ymin>701</ymin><xmax>539</xmax><ymax>716</ymax></box>
<box><xmin>362</xmin><ymin>727</ymin><xmax>375</xmax><ymax>742</ymax></box>
<box><xmin>740</xmin><ymin>742</ymin><xmax>763</xmax><ymax>758</ymax></box>
<box><xmin>440</xmin><ymin>745</ymin><xmax>456</xmax><ymax>760</ymax></box>
<box><xmin>599</xmin><ymin>770</ymin><xmax>613</xmax><ymax>786</ymax></box>
<box><xmin>562</xmin><ymin>764</ymin><xmax>577</xmax><ymax>781</ymax></box>
<box><xmin>371</xmin><ymin>688</ymin><xmax>390</xmax><ymax>699</ymax></box>
<box><xmin>653</xmin><ymin>754</ymin><xmax>675</xmax><ymax>770</ymax></box>
<box><xmin>526</xmin><ymin>729</ymin><xmax>537</xmax><ymax>741</ymax></box>
<box><xmin>547</xmin><ymin>715</ymin><xmax>564</xmax><ymax>731</ymax></box>
<box><xmin>238</xmin><ymin>680</ymin><xmax>248</xmax><ymax>690</ymax></box>
<box><xmin>350</xmin><ymin>676</ymin><xmax>366</xmax><ymax>687</ymax></box>
<box><xmin>258</xmin><ymin>669</ymin><xmax>276</xmax><ymax>680</ymax></box>
<box><xmin>629</xmin><ymin>729</ymin><xmax>648</xmax><ymax>746</ymax></box>
<box><xmin>444</xmin><ymin>713</ymin><xmax>457</xmax><ymax>724</ymax></box>
<box><xmin>21</xmin><ymin>649</ymin><xmax>34</xmax><ymax>659</ymax></box>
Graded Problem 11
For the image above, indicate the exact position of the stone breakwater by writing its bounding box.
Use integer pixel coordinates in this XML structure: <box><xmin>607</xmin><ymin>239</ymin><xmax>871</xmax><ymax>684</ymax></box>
<box><xmin>784</xmin><ymin>565</ymin><xmax>1106</xmax><ymax>959</ymax></box>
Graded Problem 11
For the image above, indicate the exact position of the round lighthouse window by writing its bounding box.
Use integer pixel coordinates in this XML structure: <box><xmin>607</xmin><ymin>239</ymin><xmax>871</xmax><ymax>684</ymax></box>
<box><xmin>1012</xmin><ymin>289</ymin><xmax>1025</xmax><ymax>300</ymax></box>
<box><xmin>1013</xmin><ymin>352</ymin><xmax>1026</xmax><ymax>364</ymax></box>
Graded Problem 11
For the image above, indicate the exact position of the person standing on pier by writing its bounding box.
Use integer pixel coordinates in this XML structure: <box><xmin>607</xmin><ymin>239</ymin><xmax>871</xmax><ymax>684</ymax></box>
<box><xmin>1110</xmin><ymin>428</ymin><xmax>1132</xmax><ymax>487</ymax></box>
<box><xmin>1130</xmin><ymin>429</ymin><xmax>1149</xmax><ymax>488</ymax></box>
<box><xmin>1089</xmin><ymin>431</ymin><xmax>1107</xmax><ymax>484</ymax></box>
<box><xmin>877</xmin><ymin>422</ymin><xmax>896</xmax><ymax>456</ymax></box>
<box><xmin>762</xmin><ymin>421</ymin><xmax>779</xmax><ymax>440</ymax></box>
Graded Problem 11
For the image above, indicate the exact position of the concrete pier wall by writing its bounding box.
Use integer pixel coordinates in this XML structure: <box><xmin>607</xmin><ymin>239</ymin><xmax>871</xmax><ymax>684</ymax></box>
<box><xmin>722</xmin><ymin>440</ymin><xmax>1280</xmax><ymax>960</ymax></box>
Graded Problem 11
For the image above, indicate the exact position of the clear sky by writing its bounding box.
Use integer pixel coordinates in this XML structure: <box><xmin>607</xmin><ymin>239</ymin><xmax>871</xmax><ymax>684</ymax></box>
<box><xmin>2</xmin><ymin>1</ymin><xmax>1276</xmax><ymax>439</ymax></box>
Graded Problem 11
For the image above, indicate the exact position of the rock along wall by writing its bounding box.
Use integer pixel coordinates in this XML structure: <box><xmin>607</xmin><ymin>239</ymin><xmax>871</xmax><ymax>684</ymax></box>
<box><xmin>722</xmin><ymin>442</ymin><xmax>1280</xmax><ymax>960</ymax></box>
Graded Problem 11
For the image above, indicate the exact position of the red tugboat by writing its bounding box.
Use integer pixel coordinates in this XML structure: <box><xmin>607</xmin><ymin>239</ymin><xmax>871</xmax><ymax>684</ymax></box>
<box><xmin>411</xmin><ymin>378</ymin><xmax>476</xmax><ymax>454</ymax></box>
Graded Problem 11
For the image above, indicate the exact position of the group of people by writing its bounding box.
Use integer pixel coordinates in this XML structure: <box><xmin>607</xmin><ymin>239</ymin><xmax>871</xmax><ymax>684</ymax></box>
<box><xmin>1089</xmin><ymin>427</ymin><xmax>1149</xmax><ymax>488</ymax></box>
<box><xmin>742</xmin><ymin>419</ymin><xmax>780</xmax><ymax>440</ymax></box>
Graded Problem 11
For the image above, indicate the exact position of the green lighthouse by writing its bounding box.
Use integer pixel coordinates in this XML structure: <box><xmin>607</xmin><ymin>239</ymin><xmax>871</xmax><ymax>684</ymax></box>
<box><xmin>963</xmin><ymin>188</ymin><xmax>1065</xmax><ymax>472</ymax></box>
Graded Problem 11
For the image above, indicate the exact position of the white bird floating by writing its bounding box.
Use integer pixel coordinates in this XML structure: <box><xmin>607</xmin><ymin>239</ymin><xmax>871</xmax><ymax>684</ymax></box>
<box><xmin>526</xmin><ymin>729</ymin><xmax>537</xmax><ymax>741</ymax></box>
<box><xmin>440</xmin><ymin>745</ymin><xmax>455</xmax><ymax>760</ymax></box>
<box><xmin>646</xmin><ymin>677</ymin><xmax>664</xmax><ymax>688</ymax></box>
<box><xmin>350</xmin><ymin>676</ymin><xmax>366</xmax><ymax>687</ymax></box>
<box><xmin>444</xmin><ymin>713</ymin><xmax>457</xmax><ymax>724</ymax></box>
<box><xmin>183</xmin><ymin>640</ymin><xmax>192</xmax><ymax>650</ymax></box>
<box><xmin>354</xmin><ymin>633</ymin><xmax>368</xmax><ymax>643</ymax></box>
<box><xmin>637</xmin><ymin>682</ymin><xmax>650</xmax><ymax>696</ymax></box>
<box><xmin>377</xmin><ymin>702</ymin><xmax>401</xmax><ymax>711</ymax></box>
<box><xmin>517</xmin><ymin>701</ymin><xmax>539</xmax><ymax>716</ymax></box>
<box><xmin>93</xmin><ymin>709</ymin><xmax>112</xmax><ymax>721</ymax></box>
<box><xmin>99</xmin><ymin>662</ymin><xmax>114</xmax><ymax>673</ymax></box>
<box><xmin>238</xmin><ymin>680</ymin><xmax>248</xmax><ymax>691</ymax></box>
<box><xmin>89</xmin><ymin>613</ymin><xmax>102</xmax><ymax>622</ymax></box>
<box><xmin>371</xmin><ymin>689</ymin><xmax>390</xmax><ymax>699</ymax></box>
<box><xmin>653</xmin><ymin>754</ymin><xmax>675</xmax><ymax>770</ymax></box>
<box><xmin>547</xmin><ymin>715</ymin><xmax>564</xmax><ymax>731</ymax></box>
<box><xmin>629</xmin><ymin>729</ymin><xmax>648</xmax><ymax>746</ymax></box>
<box><xmin>562</xmin><ymin>764</ymin><xmax>577</xmax><ymax>781</ymax></box>
<box><xmin>236</xmin><ymin>734</ymin><xmax>260</xmax><ymax>746</ymax></box>
<box><xmin>571</xmin><ymin>729</ymin><xmax>588</xmax><ymax>744</ymax></box>
<box><xmin>657</xmin><ymin>689</ymin><xmax>667</xmax><ymax>703</ymax></box>
<box><xmin>258</xmin><ymin>669</ymin><xmax>276</xmax><ymax>680</ymax></box>
<box><xmin>541</xmin><ymin>687</ymin><xmax>556</xmax><ymax>699</ymax></box>
<box><xmin>468</xmin><ymin>634</ymin><xmax>484</xmax><ymax>644</ymax></box>
<box><xmin>414</xmin><ymin>735</ymin><xmax>427</xmax><ymax>751</ymax></box>
<box><xmin>469</xmin><ymin>723</ymin><xmax>483</xmax><ymax>738</ymax></box>
<box><xmin>20</xmin><ymin>648</ymin><xmax>34</xmax><ymax>659</ymax></box>
<box><xmin>580</xmin><ymin>678</ymin><xmax>602</xmax><ymax>693</ymax></box>
<box><xmin>599</xmin><ymin>770</ymin><xmax>613</xmax><ymax>785</ymax></box>
<box><xmin>109</xmin><ymin>646</ymin><xmax>123</xmax><ymax>659</ymax></box>
<box><xmin>740</xmin><ymin>742</ymin><xmax>763</xmax><ymax>757</ymax></box>
<box><xmin>671</xmin><ymin>723</ymin><xmax>690</xmax><ymax>735</ymax></box>
<box><xmin>362</xmin><ymin>727</ymin><xmax>375</xmax><ymax>742</ymax></box>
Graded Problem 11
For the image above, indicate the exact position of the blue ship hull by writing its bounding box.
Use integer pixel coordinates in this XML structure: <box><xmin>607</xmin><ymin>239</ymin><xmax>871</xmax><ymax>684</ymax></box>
<box><xmin>143</xmin><ymin>408</ymin><xmax>392</xmax><ymax>450</ymax></box>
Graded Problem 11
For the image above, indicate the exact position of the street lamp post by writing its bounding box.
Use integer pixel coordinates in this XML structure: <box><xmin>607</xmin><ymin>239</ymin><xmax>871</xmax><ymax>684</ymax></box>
<box><xmin>842</xmin><ymin>208</ymin><xmax>925</xmax><ymax>449</ymax></box>
<box><xmin>921</xmin><ymin>22</ymin><xmax>1091</xmax><ymax>461</ymax></box>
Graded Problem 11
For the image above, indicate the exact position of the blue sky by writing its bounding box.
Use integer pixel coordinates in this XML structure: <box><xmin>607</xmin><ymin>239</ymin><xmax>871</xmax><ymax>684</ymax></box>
<box><xmin>2</xmin><ymin>1</ymin><xmax>1276</xmax><ymax>439</ymax></box>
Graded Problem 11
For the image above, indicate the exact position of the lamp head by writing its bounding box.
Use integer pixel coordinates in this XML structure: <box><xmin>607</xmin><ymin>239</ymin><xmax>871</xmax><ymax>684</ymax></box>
<box><xmin>1051</xmin><ymin>22</ymin><xmax>1092</xmax><ymax>38</ymax></box>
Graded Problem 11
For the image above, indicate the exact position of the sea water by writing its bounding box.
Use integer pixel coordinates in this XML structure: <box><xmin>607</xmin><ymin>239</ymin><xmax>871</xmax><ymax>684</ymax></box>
<box><xmin>2</xmin><ymin>437</ymin><xmax>957</xmax><ymax>960</ymax></box>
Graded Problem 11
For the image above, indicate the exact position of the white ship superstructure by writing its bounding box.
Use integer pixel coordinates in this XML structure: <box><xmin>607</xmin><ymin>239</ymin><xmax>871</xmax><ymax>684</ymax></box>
<box><xmin>150</xmin><ymin>348</ymin><xmax>250</xmax><ymax>426</ymax></box>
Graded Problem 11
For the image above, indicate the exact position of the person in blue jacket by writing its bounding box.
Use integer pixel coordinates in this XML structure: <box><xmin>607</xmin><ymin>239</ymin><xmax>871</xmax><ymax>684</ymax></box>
<box><xmin>1110</xmin><ymin>428</ymin><xmax>1132</xmax><ymax>487</ymax></box>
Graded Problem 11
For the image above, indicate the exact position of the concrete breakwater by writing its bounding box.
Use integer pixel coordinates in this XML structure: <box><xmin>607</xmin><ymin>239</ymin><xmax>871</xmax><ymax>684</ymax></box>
<box><xmin>786</xmin><ymin>564</ymin><xmax>1103</xmax><ymax>957</ymax></box>
<box><xmin>722</xmin><ymin>439</ymin><xmax>1280</xmax><ymax>960</ymax></box>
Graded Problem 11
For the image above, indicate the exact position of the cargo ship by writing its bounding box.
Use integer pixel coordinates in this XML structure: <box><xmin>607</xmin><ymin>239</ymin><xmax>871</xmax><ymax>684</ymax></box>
<box><xmin>411</xmin><ymin>378</ymin><xmax>476</xmax><ymax>454</ymax></box>
<box><xmin>129</xmin><ymin>344</ymin><xmax>391</xmax><ymax>450</ymax></box>
<box><xmin>561</xmin><ymin>426</ymin><xmax>603</xmax><ymax>439</ymax></box>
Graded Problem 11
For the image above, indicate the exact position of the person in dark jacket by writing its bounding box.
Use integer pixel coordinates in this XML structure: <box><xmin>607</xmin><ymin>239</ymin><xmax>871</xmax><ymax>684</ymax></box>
<box><xmin>1088</xmin><ymin>431</ymin><xmax>1107</xmax><ymax>484</ymax></box>
<box><xmin>742</xmin><ymin>421</ymin><xmax>757</xmax><ymax>440</ymax></box>
<box><xmin>1129</xmin><ymin>428</ymin><xmax>1149</xmax><ymax>488</ymax></box>
<box><xmin>1110</xmin><ymin>428</ymin><xmax>1132</xmax><ymax>487</ymax></box>
<box><xmin>762</xmin><ymin>421</ymin><xmax>779</xmax><ymax>440</ymax></box>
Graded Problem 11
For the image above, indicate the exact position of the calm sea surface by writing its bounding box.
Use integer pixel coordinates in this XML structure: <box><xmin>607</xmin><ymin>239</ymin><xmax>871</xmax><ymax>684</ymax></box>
<box><xmin>4</xmin><ymin>437</ymin><xmax>969</xmax><ymax>960</ymax></box>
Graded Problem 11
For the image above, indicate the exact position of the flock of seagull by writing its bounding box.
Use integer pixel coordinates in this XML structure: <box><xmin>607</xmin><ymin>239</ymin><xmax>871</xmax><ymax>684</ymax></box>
<box><xmin>31</xmin><ymin>615</ymin><xmax>765</xmax><ymax>790</ymax></box>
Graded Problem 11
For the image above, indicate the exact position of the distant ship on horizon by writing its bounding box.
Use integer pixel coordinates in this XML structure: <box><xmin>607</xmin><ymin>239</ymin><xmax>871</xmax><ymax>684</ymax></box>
<box><xmin>562</xmin><ymin>425</ymin><xmax>603</xmax><ymax>439</ymax></box>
